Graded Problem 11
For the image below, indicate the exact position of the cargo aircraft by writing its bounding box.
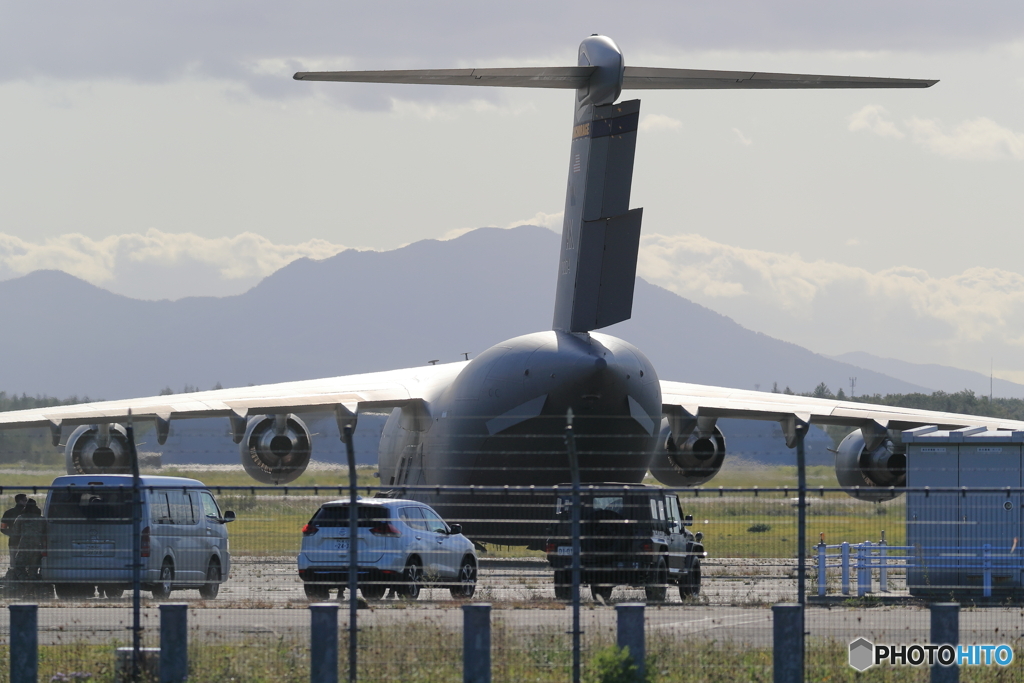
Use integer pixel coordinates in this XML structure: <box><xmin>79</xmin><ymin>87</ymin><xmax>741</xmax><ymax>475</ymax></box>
<box><xmin>3</xmin><ymin>36</ymin><xmax>1018</xmax><ymax>542</ymax></box>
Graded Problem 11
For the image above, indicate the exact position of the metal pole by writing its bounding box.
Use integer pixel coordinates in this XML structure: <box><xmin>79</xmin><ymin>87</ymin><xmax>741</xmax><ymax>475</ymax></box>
<box><xmin>126</xmin><ymin>411</ymin><xmax>143</xmax><ymax>681</ymax></box>
<box><xmin>794</xmin><ymin>423</ymin><xmax>807</xmax><ymax>682</ymax></box>
<box><xmin>159</xmin><ymin>603</ymin><xmax>188</xmax><ymax>683</ymax></box>
<box><xmin>879</xmin><ymin>531</ymin><xmax>888</xmax><ymax>592</ymax></box>
<box><xmin>615</xmin><ymin>603</ymin><xmax>645</xmax><ymax>681</ymax></box>
<box><xmin>841</xmin><ymin>542</ymin><xmax>850</xmax><ymax>595</ymax></box>
<box><xmin>310</xmin><ymin>603</ymin><xmax>340</xmax><ymax>683</ymax></box>
<box><xmin>565</xmin><ymin>409</ymin><xmax>582</xmax><ymax>683</ymax></box>
<box><xmin>930</xmin><ymin>603</ymin><xmax>959</xmax><ymax>683</ymax></box>
<box><xmin>795</xmin><ymin>425</ymin><xmax>806</xmax><ymax>607</ymax></box>
<box><xmin>462</xmin><ymin>603</ymin><xmax>492</xmax><ymax>683</ymax></box>
<box><xmin>817</xmin><ymin>539</ymin><xmax>826</xmax><ymax>597</ymax></box>
<box><xmin>343</xmin><ymin>425</ymin><xmax>358</xmax><ymax>683</ymax></box>
<box><xmin>9</xmin><ymin>604</ymin><xmax>37</xmax><ymax>683</ymax></box>
<box><xmin>772</xmin><ymin>603</ymin><xmax>803</xmax><ymax>683</ymax></box>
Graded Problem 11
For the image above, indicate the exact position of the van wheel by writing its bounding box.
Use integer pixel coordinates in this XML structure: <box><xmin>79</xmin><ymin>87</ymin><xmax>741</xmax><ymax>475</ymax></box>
<box><xmin>199</xmin><ymin>560</ymin><xmax>221</xmax><ymax>599</ymax></box>
<box><xmin>645</xmin><ymin>557</ymin><xmax>668</xmax><ymax>603</ymax></box>
<box><xmin>449</xmin><ymin>557</ymin><xmax>477</xmax><ymax>599</ymax></box>
<box><xmin>398</xmin><ymin>558</ymin><xmax>422</xmax><ymax>600</ymax></box>
<box><xmin>679</xmin><ymin>559</ymin><xmax>701</xmax><ymax>598</ymax></box>
<box><xmin>152</xmin><ymin>561</ymin><xmax>174</xmax><ymax>600</ymax></box>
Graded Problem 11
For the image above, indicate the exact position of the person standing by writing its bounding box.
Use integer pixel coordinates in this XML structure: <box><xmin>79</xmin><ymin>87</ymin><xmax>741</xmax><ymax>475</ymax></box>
<box><xmin>12</xmin><ymin>499</ymin><xmax>46</xmax><ymax>594</ymax></box>
<box><xmin>1</xmin><ymin>493</ymin><xmax>27</xmax><ymax>584</ymax></box>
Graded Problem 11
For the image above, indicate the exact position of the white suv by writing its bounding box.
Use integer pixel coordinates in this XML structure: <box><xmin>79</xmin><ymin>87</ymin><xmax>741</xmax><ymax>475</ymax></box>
<box><xmin>297</xmin><ymin>497</ymin><xmax>477</xmax><ymax>601</ymax></box>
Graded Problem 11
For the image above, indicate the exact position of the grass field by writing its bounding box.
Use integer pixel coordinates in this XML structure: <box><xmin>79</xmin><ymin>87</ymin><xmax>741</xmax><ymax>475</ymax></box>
<box><xmin>2</xmin><ymin>631</ymin><xmax>1020</xmax><ymax>682</ymax></box>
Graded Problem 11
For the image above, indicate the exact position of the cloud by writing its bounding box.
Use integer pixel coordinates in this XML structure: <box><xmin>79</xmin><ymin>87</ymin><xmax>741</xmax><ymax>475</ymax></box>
<box><xmin>731</xmin><ymin>128</ymin><xmax>753</xmax><ymax>146</ymax></box>
<box><xmin>640</xmin><ymin>114</ymin><xmax>683</xmax><ymax>132</ymax></box>
<box><xmin>0</xmin><ymin>230</ymin><xmax>348</xmax><ymax>300</ymax></box>
<box><xmin>849</xmin><ymin>106</ymin><xmax>1024</xmax><ymax>161</ymax></box>
<box><xmin>848</xmin><ymin>105</ymin><xmax>905</xmax><ymax>139</ymax></box>
<box><xmin>906</xmin><ymin>116</ymin><xmax>1024</xmax><ymax>160</ymax></box>
<box><xmin>637</xmin><ymin>232</ymin><xmax>1024</xmax><ymax>374</ymax></box>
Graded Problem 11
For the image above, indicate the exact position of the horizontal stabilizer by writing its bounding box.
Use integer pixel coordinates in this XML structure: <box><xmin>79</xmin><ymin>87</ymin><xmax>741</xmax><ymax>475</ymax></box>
<box><xmin>622</xmin><ymin>66</ymin><xmax>937</xmax><ymax>89</ymax></box>
<box><xmin>294</xmin><ymin>66</ymin><xmax>595</xmax><ymax>89</ymax></box>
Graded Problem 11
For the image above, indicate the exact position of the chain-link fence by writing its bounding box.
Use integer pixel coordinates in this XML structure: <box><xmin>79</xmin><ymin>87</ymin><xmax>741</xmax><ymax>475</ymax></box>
<box><xmin>1</xmin><ymin>478</ymin><xmax>1023</xmax><ymax>681</ymax></box>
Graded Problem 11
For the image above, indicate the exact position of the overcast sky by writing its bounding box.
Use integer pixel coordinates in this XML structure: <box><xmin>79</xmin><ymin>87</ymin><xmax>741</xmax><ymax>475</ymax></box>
<box><xmin>2</xmin><ymin>2</ymin><xmax>1024</xmax><ymax>384</ymax></box>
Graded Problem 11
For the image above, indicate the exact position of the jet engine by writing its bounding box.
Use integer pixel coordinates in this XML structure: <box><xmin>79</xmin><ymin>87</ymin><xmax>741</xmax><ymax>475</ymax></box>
<box><xmin>240</xmin><ymin>414</ymin><xmax>312</xmax><ymax>484</ymax></box>
<box><xmin>835</xmin><ymin>428</ymin><xmax>906</xmax><ymax>501</ymax></box>
<box><xmin>648</xmin><ymin>420</ymin><xmax>726</xmax><ymax>487</ymax></box>
<box><xmin>65</xmin><ymin>424</ymin><xmax>134</xmax><ymax>474</ymax></box>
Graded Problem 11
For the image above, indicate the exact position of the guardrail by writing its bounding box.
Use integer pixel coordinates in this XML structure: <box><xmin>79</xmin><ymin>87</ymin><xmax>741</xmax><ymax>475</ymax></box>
<box><xmin>816</xmin><ymin>535</ymin><xmax>1024</xmax><ymax>598</ymax></box>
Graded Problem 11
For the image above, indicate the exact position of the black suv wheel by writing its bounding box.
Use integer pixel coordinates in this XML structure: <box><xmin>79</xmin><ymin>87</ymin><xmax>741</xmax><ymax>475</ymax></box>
<box><xmin>645</xmin><ymin>556</ymin><xmax>668</xmax><ymax>602</ymax></box>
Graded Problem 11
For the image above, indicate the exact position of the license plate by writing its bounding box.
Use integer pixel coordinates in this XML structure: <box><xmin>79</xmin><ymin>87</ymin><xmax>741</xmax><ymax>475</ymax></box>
<box><xmin>557</xmin><ymin>546</ymin><xmax>574</xmax><ymax>556</ymax></box>
<box><xmin>73</xmin><ymin>541</ymin><xmax>113</xmax><ymax>557</ymax></box>
<box><xmin>334</xmin><ymin>539</ymin><xmax>350</xmax><ymax>551</ymax></box>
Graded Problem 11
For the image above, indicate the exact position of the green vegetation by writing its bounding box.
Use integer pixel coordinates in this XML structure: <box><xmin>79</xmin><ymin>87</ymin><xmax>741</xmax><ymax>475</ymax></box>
<box><xmin>4</xmin><ymin>632</ymin><xmax>1020</xmax><ymax>682</ymax></box>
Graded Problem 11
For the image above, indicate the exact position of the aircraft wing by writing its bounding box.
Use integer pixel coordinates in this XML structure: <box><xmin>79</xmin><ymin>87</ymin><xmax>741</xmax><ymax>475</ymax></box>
<box><xmin>0</xmin><ymin>362</ymin><xmax>467</xmax><ymax>435</ymax></box>
<box><xmin>661</xmin><ymin>380</ymin><xmax>1024</xmax><ymax>432</ymax></box>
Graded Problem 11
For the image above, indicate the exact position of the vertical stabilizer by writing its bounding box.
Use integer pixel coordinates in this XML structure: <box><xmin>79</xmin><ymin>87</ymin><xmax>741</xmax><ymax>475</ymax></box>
<box><xmin>552</xmin><ymin>38</ymin><xmax>643</xmax><ymax>333</ymax></box>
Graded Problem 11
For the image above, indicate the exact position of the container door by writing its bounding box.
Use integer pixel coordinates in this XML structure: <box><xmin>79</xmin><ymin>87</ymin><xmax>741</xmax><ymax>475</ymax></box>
<box><xmin>958</xmin><ymin>444</ymin><xmax>1022</xmax><ymax>591</ymax></box>
<box><xmin>906</xmin><ymin>445</ymin><xmax>959</xmax><ymax>594</ymax></box>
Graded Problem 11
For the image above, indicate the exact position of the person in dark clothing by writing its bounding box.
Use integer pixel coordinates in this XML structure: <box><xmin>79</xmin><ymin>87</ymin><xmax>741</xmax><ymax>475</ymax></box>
<box><xmin>12</xmin><ymin>500</ymin><xmax>46</xmax><ymax>592</ymax></box>
<box><xmin>1</xmin><ymin>494</ymin><xmax>27</xmax><ymax>584</ymax></box>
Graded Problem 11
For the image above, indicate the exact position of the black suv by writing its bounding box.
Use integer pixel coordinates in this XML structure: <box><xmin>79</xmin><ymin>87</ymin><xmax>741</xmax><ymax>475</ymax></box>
<box><xmin>545</xmin><ymin>484</ymin><xmax>705</xmax><ymax>602</ymax></box>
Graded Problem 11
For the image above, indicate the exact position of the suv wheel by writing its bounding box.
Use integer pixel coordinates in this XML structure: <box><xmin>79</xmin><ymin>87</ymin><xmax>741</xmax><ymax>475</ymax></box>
<box><xmin>591</xmin><ymin>584</ymin><xmax>613</xmax><ymax>602</ymax></box>
<box><xmin>199</xmin><ymin>560</ymin><xmax>221</xmax><ymax>599</ymax></box>
<box><xmin>398</xmin><ymin>558</ymin><xmax>422</xmax><ymax>600</ymax></box>
<box><xmin>554</xmin><ymin>569</ymin><xmax>572</xmax><ymax>601</ymax></box>
<box><xmin>450</xmin><ymin>557</ymin><xmax>477</xmax><ymax>599</ymax></box>
<box><xmin>151</xmin><ymin>561</ymin><xmax>174</xmax><ymax>600</ymax></box>
<box><xmin>304</xmin><ymin>582</ymin><xmax>330</xmax><ymax>600</ymax></box>
<box><xmin>645</xmin><ymin>556</ymin><xmax>668</xmax><ymax>603</ymax></box>
<box><xmin>679</xmin><ymin>559</ymin><xmax>701</xmax><ymax>598</ymax></box>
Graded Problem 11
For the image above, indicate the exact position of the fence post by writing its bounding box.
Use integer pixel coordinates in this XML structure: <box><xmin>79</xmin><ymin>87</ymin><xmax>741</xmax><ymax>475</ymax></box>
<box><xmin>463</xmin><ymin>603</ymin><xmax>492</xmax><ymax>683</ymax></box>
<box><xmin>310</xmin><ymin>603</ymin><xmax>339</xmax><ymax>683</ymax></box>
<box><xmin>9</xmin><ymin>604</ymin><xmax>37</xmax><ymax>683</ymax></box>
<box><xmin>982</xmin><ymin>545</ymin><xmax>992</xmax><ymax>598</ymax></box>
<box><xmin>159</xmin><ymin>603</ymin><xmax>188</xmax><ymax>683</ymax></box>
<box><xmin>879</xmin><ymin>531</ymin><xmax>888</xmax><ymax>593</ymax></box>
<box><xmin>615</xmin><ymin>603</ymin><xmax>646</xmax><ymax>681</ymax></box>
<box><xmin>817</xmin><ymin>540</ymin><xmax>826</xmax><ymax>597</ymax></box>
<box><xmin>858</xmin><ymin>542</ymin><xmax>871</xmax><ymax>597</ymax></box>
<box><xmin>930</xmin><ymin>603</ymin><xmax>959</xmax><ymax>683</ymax></box>
<box><xmin>772</xmin><ymin>603</ymin><xmax>803</xmax><ymax>683</ymax></box>
<box><xmin>841</xmin><ymin>542</ymin><xmax>850</xmax><ymax>595</ymax></box>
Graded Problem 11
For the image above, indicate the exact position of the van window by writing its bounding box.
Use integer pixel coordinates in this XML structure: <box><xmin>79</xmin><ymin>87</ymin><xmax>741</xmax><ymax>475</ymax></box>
<box><xmin>48</xmin><ymin>488</ymin><xmax>133</xmax><ymax>524</ymax></box>
<box><xmin>167</xmin><ymin>490</ymin><xmax>196</xmax><ymax>525</ymax></box>
<box><xmin>198</xmin><ymin>491</ymin><xmax>221</xmax><ymax>521</ymax></box>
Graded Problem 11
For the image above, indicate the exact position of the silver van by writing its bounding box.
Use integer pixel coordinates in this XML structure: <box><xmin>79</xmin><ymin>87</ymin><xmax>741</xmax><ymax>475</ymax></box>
<box><xmin>41</xmin><ymin>475</ymin><xmax>234</xmax><ymax>600</ymax></box>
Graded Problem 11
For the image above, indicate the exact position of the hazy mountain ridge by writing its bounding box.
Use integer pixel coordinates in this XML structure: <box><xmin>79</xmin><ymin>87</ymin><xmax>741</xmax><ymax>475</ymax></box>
<box><xmin>0</xmin><ymin>226</ymin><xmax>927</xmax><ymax>400</ymax></box>
<box><xmin>831</xmin><ymin>351</ymin><xmax>1024</xmax><ymax>399</ymax></box>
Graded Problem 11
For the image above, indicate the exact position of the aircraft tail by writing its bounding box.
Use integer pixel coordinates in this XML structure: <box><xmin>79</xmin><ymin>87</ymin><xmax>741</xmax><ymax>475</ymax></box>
<box><xmin>294</xmin><ymin>36</ymin><xmax>936</xmax><ymax>334</ymax></box>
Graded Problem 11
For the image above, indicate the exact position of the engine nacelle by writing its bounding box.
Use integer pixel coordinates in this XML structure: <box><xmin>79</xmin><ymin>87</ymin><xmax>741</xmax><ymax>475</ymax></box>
<box><xmin>65</xmin><ymin>424</ymin><xmax>133</xmax><ymax>474</ymax></box>
<box><xmin>648</xmin><ymin>420</ymin><xmax>726</xmax><ymax>487</ymax></box>
<box><xmin>835</xmin><ymin>429</ymin><xmax>906</xmax><ymax>501</ymax></box>
<box><xmin>240</xmin><ymin>414</ymin><xmax>312</xmax><ymax>484</ymax></box>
